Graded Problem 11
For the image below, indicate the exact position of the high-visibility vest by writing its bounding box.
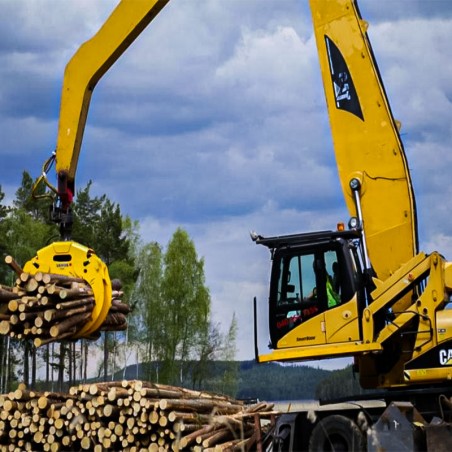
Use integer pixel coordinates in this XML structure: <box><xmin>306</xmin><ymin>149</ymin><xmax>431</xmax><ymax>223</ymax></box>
<box><xmin>326</xmin><ymin>277</ymin><xmax>340</xmax><ymax>308</ymax></box>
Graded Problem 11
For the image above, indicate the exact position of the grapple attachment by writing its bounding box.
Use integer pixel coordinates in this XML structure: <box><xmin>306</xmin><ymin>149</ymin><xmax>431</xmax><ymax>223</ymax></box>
<box><xmin>23</xmin><ymin>241</ymin><xmax>112</xmax><ymax>338</ymax></box>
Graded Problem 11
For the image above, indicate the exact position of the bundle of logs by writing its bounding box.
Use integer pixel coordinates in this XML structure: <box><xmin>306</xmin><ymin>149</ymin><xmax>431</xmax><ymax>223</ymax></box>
<box><xmin>0</xmin><ymin>380</ymin><xmax>278</xmax><ymax>451</ymax></box>
<box><xmin>0</xmin><ymin>256</ymin><xmax>131</xmax><ymax>346</ymax></box>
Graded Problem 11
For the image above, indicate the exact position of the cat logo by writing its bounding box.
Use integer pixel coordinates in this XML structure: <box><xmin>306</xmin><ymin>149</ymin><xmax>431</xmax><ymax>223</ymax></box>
<box><xmin>324</xmin><ymin>36</ymin><xmax>363</xmax><ymax>120</ymax></box>
<box><xmin>334</xmin><ymin>72</ymin><xmax>351</xmax><ymax>103</ymax></box>
<box><xmin>439</xmin><ymin>349</ymin><xmax>452</xmax><ymax>365</ymax></box>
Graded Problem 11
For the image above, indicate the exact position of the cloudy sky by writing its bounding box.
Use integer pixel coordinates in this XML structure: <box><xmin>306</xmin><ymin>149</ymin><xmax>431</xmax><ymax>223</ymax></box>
<box><xmin>1</xmin><ymin>0</ymin><xmax>452</xmax><ymax>369</ymax></box>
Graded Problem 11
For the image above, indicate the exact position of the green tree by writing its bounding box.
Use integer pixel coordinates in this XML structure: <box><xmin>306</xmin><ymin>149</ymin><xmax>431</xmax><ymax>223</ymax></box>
<box><xmin>315</xmin><ymin>365</ymin><xmax>371</xmax><ymax>401</ymax></box>
<box><xmin>0</xmin><ymin>174</ymin><xmax>55</xmax><ymax>275</ymax></box>
<box><xmin>0</xmin><ymin>179</ymin><xmax>55</xmax><ymax>390</ymax></box>
<box><xmin>6</xmin><ymin>211</ymin><xmax>52</xmax><ymax>387</ymax></box>
<box><xmin>96</xmin><ymin>199</ymin><xmax>129</xmax><ymax>266</ymax></box>
<box><xmin>0</xmin><ymin>184</ymin><xmax>12</xmax><ymax>282</ymax></box>
<box><xmin>0</xmin><ymin>208</ymin><xmax>53</xmax><ymax>276</ymax></box>
<box><xmin>0</xmin><ymin>182</ymin><xmax>8</xmax><ymax>388</ymax></box>
<box><xmin>191</xmin><ymin>321</ymin><xmax>222</xmax><ymax>390</ymax></box>
<box><xmin>14</xmin><ymin>171</ymin><xmax>51</xmax><ymax>222</ymax></box>
<box><xmin>0</xmin><ymin>185</ymin><xmax>9</xmax><ymax>221</ymax></box>
<box><xmin>221</xmin><ymin>313</ymin><xmax>239</xmax><ymax>396</ymax></box>
<box><xmin>131</xmin><ymin>242</ymin><xmax>164</xmax><ymax>381</ymax></box>
<box><xmin>110</xmin><ymin>217</ymin><xmax>141</xmax><ymax>297</ymax></box>
<box><xmin>72</xmin><ymin>181</ymin><xmax>130</xmax><ymax>265</ymax></box>
<box><xmin>106</xmin><ymin>218</ymin><xmax>139</xmax><ymax>380</ymax></box>
<box><xmin>71</xmin><ymin>181</ymin><xmax>105</xmax><ymax>249</ymax></box>
<box><xmin>160</xmin><ymin>228</ymin><xmax>210</xmax><ymax>385</ymax></box>
<box><xmin>133</xmin><ymin>229</ymin><xmax>213</xmax><ymax>385</ymax></box>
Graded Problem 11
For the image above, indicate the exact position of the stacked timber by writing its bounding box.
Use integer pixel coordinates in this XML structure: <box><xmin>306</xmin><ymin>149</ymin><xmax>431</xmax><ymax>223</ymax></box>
<box><xmin>0</xmin><ymin>256</ymin><xmax>131</xmax><ymax>345</ymax></box>
<box><xmin>0</xmin><ymin>380</ymin><xmax>277</xmax><ymax>451</ymax></box>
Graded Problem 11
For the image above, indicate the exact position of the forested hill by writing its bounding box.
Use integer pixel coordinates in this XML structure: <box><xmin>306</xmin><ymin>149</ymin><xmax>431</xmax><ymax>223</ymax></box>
<box><xmin>120</xmin><ymin>360</ymin><xmax>357</xmax><ymax>401</ymax></box>
<box><xmin>236</xmin><ymin>361</ymin><xmax>330</xmax><ymax>401</ymax></box>
<box><xmin>237</xmin><ymin>361</ymin><xmax>370</xmax><ymax>401</ymax></box>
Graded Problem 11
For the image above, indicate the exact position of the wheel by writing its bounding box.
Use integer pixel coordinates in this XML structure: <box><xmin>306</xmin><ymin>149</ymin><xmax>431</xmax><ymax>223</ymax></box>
<box><xmin>309</xmin><ymin>414</ymin><xmax>366</xmax><ymax>452</ymax></box>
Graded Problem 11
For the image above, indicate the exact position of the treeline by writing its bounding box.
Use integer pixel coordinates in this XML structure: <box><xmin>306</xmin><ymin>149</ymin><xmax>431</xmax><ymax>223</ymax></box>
<box><xmin>0</xmin><ymin>173</ymin><xmax>237</xmax><ymax>394</ymax></box>
<box><xmin>237</xmin><ymin>361</ymin><xmax>330</xmax><ymax>401</ymax></box>
<box><xmin>315</xmin><ymin>365</ymin><xmax>376</xmax><ymax>401</ymax></box>
<box><xmin>233</xmin><ymin>362</ymin><xmax>371</xmax><ymax>401</ymax></box>
<box><xmin>115</xmin><ymin>360</ymin><xmax>367</xmax><ymax>402</ymax></box>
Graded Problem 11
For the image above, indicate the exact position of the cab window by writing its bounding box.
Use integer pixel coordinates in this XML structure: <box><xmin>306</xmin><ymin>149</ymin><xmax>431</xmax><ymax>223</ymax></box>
<box><xmin>277</xmin><ymin>254</ymin><xmax>316</xmax><ymax>305</ymax></box>
<box><xmin>269</xmin><ymin>247</ymin><xmax>344</xmax><ymax>347</ymax></box>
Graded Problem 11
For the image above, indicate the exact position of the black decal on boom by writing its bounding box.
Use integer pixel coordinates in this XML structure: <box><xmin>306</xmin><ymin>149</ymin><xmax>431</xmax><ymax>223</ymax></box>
<box><xmin>405</xmin><ymin>340</ymin><xmax>452</xmax><ymax>369</ymax></box>
<box><xmin>325</xmin><ymin>35</ymin><xmax>363</xmax><ymax>121</ymax></box>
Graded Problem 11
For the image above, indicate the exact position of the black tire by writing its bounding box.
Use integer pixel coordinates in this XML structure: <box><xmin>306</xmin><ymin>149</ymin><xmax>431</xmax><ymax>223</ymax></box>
<box><xmin>309</xmin><ymin>414</ymin><xmax>366</xmax><ymax>452</ymax></box>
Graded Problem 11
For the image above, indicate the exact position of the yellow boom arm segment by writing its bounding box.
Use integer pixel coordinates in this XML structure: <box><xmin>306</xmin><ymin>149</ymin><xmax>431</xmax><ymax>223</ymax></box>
<box><xmin>56</xmin><ymin>0</ymin><xmax>170</xmax><ymax>185</ymax></box>
<box><xmin>309</xmin><ymin>0</ymin><xmax>418</xmax><ymax>282</ymax></box>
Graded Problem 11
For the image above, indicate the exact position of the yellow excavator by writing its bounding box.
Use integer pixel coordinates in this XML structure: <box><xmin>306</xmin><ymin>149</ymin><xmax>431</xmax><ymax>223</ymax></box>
<box><xmin>251</xmin><ymin>0</ymin><xmax>452</xmax><ymax>450</ymax></box>
<box><xmin>15</xmin><ymin>0</ymin><xmax>451</xmax><ymax>449</ymax></box>
<box><xmin>254</xmin><ymin>0</ymin><xmax>450</xmax><ymax>389</ymax></box>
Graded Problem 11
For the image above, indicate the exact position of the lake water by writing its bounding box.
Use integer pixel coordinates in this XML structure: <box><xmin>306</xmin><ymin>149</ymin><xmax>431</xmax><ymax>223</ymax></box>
<box><xmin>272</xmin><ymin>399</ymin><xmax>385</xmax><ymax>413</ymax></box>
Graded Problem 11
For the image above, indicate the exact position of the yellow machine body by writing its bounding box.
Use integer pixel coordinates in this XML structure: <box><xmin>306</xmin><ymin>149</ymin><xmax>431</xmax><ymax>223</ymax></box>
<box><xmin>255</xmin><ymin>0</ymin><xmax>452</xmax><ymax>393</ymax></box>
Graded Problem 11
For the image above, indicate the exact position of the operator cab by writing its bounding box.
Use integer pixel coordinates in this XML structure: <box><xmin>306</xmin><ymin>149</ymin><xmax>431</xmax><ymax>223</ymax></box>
<box><xmin>253</xmin><ymin>229</ymin><xmax>364</xmax><ymax>348</ymax></box>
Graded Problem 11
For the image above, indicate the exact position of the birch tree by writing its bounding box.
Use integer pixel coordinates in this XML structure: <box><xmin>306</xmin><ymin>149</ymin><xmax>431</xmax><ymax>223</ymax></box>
<box><xmin>133</xmin><ymin>229</ymin><xmax>212</xmax><ymax>385</ymax></box>
<box><xmin>160</xmin><ymin>228</ymin><xmax>210</xmax><ymax>384</ymax></box>
<box><xmin>131</xmin><ymin>241</ymin><xmax>164</xmax><ymax>381</ymax></box>
<box><xmin>221</xmin><ymin>313</ymin><xmax>239</xmax><ymax>396</ymax></box>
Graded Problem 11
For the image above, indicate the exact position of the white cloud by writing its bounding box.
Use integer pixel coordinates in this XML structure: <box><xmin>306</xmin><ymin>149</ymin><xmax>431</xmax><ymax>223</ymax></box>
<box><xmin>370</xmin><ymin>19</ymin><xmax>452</xmax><ymax>138</ymax></box>
<box><xmin>365</xmin><ymin>18</ymin><xmax>452</xmax><ymax>254</ymax></box>
<box><xmin>216</xmin><ymin>26</ymin><xmax>318</xmax><ymax>110</ymax></box>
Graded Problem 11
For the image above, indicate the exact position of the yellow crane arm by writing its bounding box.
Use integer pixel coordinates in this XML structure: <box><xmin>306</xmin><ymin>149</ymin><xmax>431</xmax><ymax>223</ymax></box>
<box><xmin>24</xmin><ymin>0</ymin><xmax>172</xmax><ymax>339</ymax></box>
<box><xmin>309</xmin><ymin>0</ymin><xmax>418</xmax><ymax>282</ymax></box>
<box><xmin>55</xmin><ymin>0</ymin><xmax>170</xmax><ymax>197</ymax></box>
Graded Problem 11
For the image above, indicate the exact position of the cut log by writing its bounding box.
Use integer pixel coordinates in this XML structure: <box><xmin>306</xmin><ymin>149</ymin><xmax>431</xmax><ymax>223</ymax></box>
<box><xmin>58</xmin><ymin>287</ymin><xmax>93</xmax><ymax>300</ymax></box>
<box><xmin>5</xmin><ymin>256</ymin><xmax>23</xmax><ymax>276</ymax></box>
<box><xmin>1</xmin><ymin>381</ymin><xmax>277</xmax><ymax>449</ymax></box>
<box><xmin>0</xmin><ymin>264</ymin><xmax>131</xmax><ymax>343</ymax></box>
<box><xmin>0</xmin><ymin>288</ymin><xmax>19</xmax><ymax>303</ymax></box>
<box><xmin>49</xmin><ymin>312</ymin><xmax>91</xmax><ymax>338</ymax></box>
<box><xmin>159</xmin><ymin>398</ymin><xmax>243</xmax><ymax>414</ymax></box>
<box><xmin>0</xmin><ymin>320</ymin><xmax>10</xmax><ymax>335</ymax></box>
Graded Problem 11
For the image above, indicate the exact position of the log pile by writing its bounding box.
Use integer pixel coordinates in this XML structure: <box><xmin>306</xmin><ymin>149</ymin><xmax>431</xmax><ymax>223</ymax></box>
<box><xmin>0</xmin><ymin>256</ymin><xmax>131</xmax><ymax>345</ymax></box>
<box><xmin>0</xmin><ymin>380</ymin><xmax>278</xmax><ymax>451</ymax></box>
